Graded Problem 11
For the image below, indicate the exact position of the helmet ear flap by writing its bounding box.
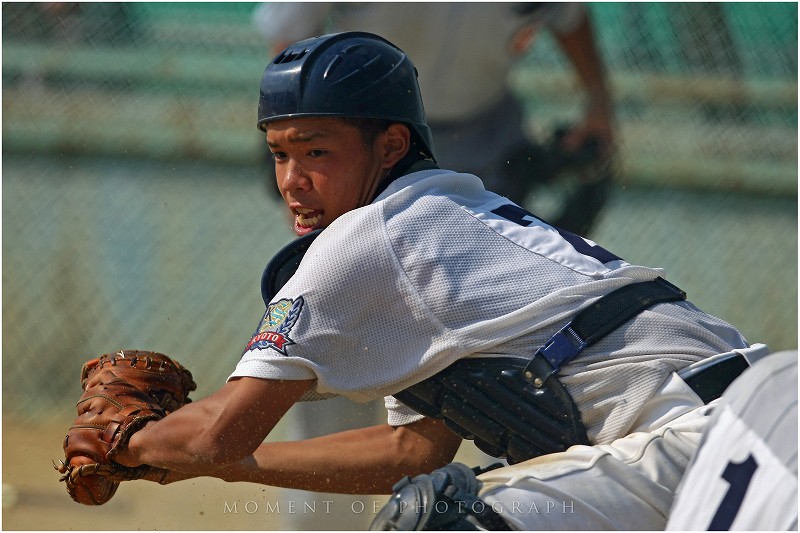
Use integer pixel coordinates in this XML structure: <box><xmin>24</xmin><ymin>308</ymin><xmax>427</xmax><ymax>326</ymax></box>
<box><xmin>256</xmin><ymin>32</ymin><xmax>436</xmax><ymax>161</ymax></box>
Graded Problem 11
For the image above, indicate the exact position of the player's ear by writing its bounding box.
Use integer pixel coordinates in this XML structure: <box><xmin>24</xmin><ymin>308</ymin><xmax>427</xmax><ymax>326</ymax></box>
<box><xmin>380</xmin><ymin>123</ymin><xmax>411</xmax><ymax>169</ymax></box>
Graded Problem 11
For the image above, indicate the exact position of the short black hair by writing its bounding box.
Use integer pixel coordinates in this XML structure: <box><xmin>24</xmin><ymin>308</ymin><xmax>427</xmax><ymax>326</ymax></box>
<box><xmin>340</xmin><ymin>117</ymin><xmax>394</xmax><ymax>149</ymax></box>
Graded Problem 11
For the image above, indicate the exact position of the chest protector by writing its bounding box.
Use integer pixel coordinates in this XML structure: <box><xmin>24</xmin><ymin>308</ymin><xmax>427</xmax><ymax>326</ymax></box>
<box><xmin>394</xmin><ymin>277</ymin><xmax>687</xmax><ymax>464</ymax></box>
<box><xmin>394</xmin><ymin>356</ymin><xmax>588</xmax><ymax>463</ymax></box>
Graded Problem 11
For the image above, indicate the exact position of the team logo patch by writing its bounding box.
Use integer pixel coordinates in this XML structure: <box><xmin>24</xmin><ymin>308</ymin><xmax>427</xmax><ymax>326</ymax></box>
<box><xmin>246</xmin><ymin>297</ymin><xmax>304</xmax><ymax>355</ymax></box>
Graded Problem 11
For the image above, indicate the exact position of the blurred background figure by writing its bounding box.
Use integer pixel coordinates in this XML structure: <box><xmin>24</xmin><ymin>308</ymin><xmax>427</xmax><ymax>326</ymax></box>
<box><xmin>253</xmin><ymin>2</ymin><xmax>616</xmax><ymax>236</ymax></box>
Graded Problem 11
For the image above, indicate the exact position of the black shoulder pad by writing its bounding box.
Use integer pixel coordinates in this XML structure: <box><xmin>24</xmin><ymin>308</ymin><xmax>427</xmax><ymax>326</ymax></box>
<box><xmin>260</xmin><ymin>229</ymin><xmax>323</xmax><ymax>304</ymax></box>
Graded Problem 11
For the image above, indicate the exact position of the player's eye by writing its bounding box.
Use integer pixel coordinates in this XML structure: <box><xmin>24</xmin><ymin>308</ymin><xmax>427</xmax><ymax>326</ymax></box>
<box><xmin>271</xmin><ymin>151</ymin><xmax>287</xmax><ymax>161</ymax></box>
<box><xmin>308</xmin><ymin>149</ymin><xmax>326</xmax><ymax>158</ymax></box>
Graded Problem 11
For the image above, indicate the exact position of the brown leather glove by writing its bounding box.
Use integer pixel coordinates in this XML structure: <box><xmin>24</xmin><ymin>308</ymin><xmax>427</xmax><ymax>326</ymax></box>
<box><xmin>55</xmin><ymin>350</ymin><xmax>196</xmax><ymax>505</ymax></box>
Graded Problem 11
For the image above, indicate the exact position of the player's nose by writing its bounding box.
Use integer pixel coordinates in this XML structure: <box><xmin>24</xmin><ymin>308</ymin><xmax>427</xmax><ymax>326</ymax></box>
<box><xmin>280</xmin><ymin>160</ymin><xmax>312</xmax><ymax>193</ymax></box>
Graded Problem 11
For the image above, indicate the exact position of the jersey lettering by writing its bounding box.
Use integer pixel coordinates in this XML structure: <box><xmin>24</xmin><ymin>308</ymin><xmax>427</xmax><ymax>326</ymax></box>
<box><xmin>491</xmin><ymin>204</ymin><xmax>621</xmax><ymax>263</ymax></box>
<box><xmin>708</xmin><ymin>454</ymin><xmax>759</xmax><ymax>530</ymax></box>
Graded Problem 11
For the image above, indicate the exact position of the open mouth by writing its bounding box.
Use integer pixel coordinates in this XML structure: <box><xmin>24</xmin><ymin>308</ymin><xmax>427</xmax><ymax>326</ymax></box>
<box><xmin>295</xmin><ymin>207</ymin><xmax>323</xmax><ymax>228</ymax></box>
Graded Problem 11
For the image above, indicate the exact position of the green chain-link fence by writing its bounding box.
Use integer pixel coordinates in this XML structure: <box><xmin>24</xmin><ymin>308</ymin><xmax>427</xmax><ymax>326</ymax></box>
<box><xmin>3</xmin><ymin>2</ymin><xmax>797</xmax><ymax>425</ymax></box>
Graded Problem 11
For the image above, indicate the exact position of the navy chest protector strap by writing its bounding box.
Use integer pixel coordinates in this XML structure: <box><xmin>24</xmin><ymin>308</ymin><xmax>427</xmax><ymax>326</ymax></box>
<box><xmin>394</xmin><ymin>277</ymin><xmax>686</xmax><ymax>464</ymax></box>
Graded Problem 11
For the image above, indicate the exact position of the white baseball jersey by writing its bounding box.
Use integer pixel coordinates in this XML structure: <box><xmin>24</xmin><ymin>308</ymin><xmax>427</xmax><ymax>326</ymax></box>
<box><xmin>667</xmin><ymin>350</ymin><xmax>798</xmax><ymax>531</ymax></box>
<box><xmin>230</xmin><ymin>168</ymin><xmax>748</xmax><ymax>444</ymax></box>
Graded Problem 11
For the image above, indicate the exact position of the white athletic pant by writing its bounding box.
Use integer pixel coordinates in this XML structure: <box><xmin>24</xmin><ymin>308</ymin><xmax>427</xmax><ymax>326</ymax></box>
<box><xmin>476</xmin><ymin>345</ymin><xmax>770</xmax><ymax>530</ymax></box>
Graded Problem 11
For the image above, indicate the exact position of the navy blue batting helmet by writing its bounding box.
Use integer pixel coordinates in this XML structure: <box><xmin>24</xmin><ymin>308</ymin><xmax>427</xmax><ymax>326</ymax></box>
<box><xmin>257</xmin><ymin>31</ymin><xmax>435</xmax><ymax>159</ymax></box>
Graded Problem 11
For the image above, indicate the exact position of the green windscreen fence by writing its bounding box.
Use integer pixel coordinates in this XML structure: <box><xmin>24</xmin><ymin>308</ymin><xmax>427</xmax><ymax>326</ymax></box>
<box><xmin>3</xmin><ymin>3</ymin><xmax>797</xmax><ymax>422</ymax></box>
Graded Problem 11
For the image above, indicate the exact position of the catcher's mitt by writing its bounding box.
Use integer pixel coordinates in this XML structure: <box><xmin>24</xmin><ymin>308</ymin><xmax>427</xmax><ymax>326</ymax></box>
<box><xmin>55</xmin><ymin>350</ymin><xmax>196</xmax><ymax>505</ymax></box>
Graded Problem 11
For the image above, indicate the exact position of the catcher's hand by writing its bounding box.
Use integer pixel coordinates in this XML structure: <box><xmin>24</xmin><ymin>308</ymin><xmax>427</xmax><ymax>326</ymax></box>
<box><xmin>54</xmin><ymin>350</ymin><xmax>196</xmax><ymax>505</ymax></box>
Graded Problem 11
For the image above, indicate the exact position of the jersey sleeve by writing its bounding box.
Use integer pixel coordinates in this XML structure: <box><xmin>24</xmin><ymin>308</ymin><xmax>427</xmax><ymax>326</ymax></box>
<box><xmin>384</xmin><ymin>395</ymin><xmax>426</xmax><ymax>426</ymax></box>
<box><xmin>229</xmin><ymin>205</ymin><xmax>454</xmax><ymax>403</ymax></box>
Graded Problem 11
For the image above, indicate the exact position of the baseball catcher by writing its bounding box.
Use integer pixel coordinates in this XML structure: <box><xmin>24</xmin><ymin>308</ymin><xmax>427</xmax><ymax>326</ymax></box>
<box><xmin>48</xmin><ymin>32</ymin><xmax>770</xmax><ymax>531</ymax></box>
<box><xmin>54</xmin><ymin>350</ymin><xmax>195</xmax><ymax>505</ymax></box>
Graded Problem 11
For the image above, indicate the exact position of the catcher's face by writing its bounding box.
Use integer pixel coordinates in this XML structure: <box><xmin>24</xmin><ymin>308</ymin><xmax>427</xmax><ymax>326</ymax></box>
<box><xmin>267</xmin><ymin>117</ymin><xmax>409</xmax><ymax>236</ymax></box>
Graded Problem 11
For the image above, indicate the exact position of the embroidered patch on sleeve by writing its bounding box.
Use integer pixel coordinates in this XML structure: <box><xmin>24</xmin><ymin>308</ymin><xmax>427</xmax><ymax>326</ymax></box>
<box><xmin>245</xmin><ymin>297</ymin><xmax>304</xmax><ymax>355</ymax></box>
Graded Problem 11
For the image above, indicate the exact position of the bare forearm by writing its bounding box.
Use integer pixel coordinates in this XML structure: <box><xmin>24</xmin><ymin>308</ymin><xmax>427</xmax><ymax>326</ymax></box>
<box><xmin>118</xmin><ymin>377</ymin><xmax>314</xmax><ymax>474</ymax></box>
<box><xmin>120</xmin><ymin>378</ymin><xmax>461</xmax><ymax>495</ymax></box>
<box><xmin>552</xmin><ymin>12</ymin><xmax>615</xmax><ymax>151</ymax></box>
<box><xmin>555</xmin><ymin>13</ymin><xmax>610</xmax><ymax>106</ymax></box>
<box><xmin>123</xmin><ymin>399</ymin><xmax>238</xmax><ymax>474</ymax></box>
<box><xmin>216</xmin><ymin>421</ymin><xmax>461</xmax><ymax>494</ymax></box>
